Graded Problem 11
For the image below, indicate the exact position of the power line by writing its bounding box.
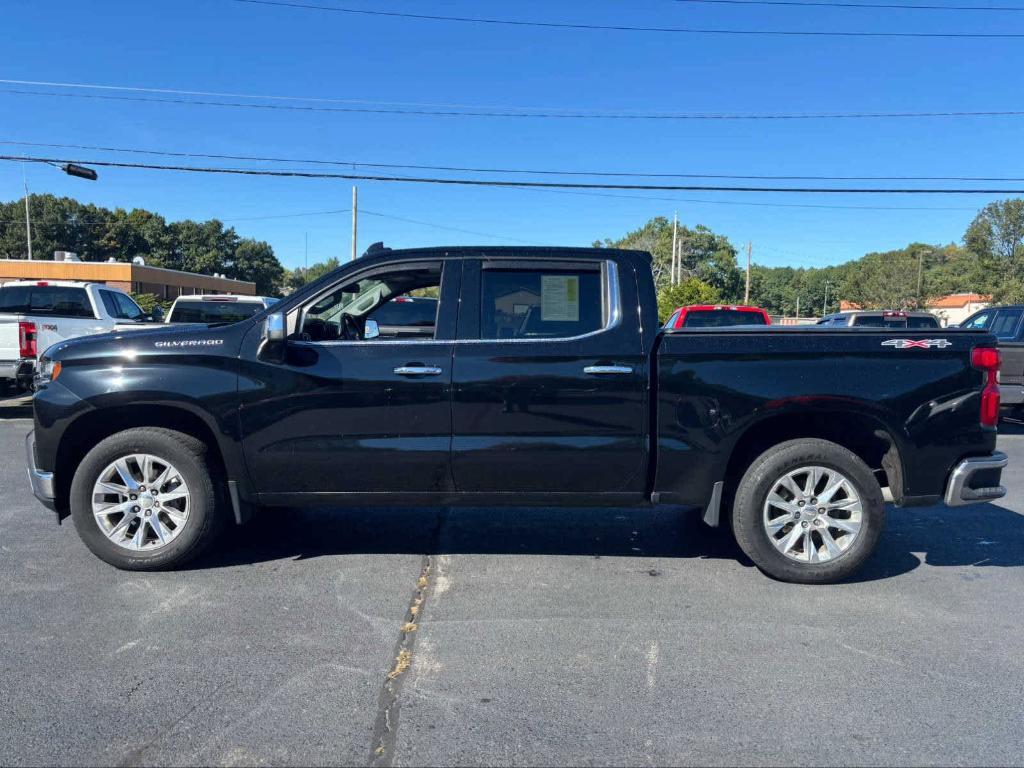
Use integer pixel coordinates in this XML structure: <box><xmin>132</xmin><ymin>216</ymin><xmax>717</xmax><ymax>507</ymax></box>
<box><xmin>7</xmin><ymin>88</ymin><xmax>1024</xmax><ymax>121</ymax></box>
<box><xmin>4</xmin><ymin>153</ymin><xmax>1024</xmax><ymax>193</ymax></box>
<box><xmin>223</xmin><ymin>207</ymin><xmax>348</xmax><ymax>221</ymax></box>
<box><xmin>671</xmin><ymin>0</ymin><xmax>1024</xmax><ymax>11</ymax></box>
<box><xmin>534</xmin><ymin>186</ymin><xmax>980</xmax><ymax>210</ymax></box>
<box><xmin>5</xmin><ymin>139</ymin><xmax>1024</xmax><ymax>182</ymax></box>
<box><xmin>3</xmin><ymin>80</ymin><xmax>1023</xmax><ymax>121</ymax></box>
<box><xmin>228</xmin><ymin>0</ymin><xmax>1024</xmax><ymax>37</ymax></box>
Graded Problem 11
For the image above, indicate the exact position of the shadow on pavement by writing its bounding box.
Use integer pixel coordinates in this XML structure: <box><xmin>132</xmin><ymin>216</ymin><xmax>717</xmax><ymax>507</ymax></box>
<box><xmin>190</xmin><ymin>504</ymin><xmax>746</xmax><ymax>570</ymax></box>
<box><xmin>189</xmin><ymin>499</ymin><xmax>1024</xmax><ymax>582</ymax></box>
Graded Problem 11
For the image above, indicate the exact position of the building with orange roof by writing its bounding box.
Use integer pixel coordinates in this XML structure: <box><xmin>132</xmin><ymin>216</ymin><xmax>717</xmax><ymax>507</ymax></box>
<box><xmin>925</xmin><ymin>293</ymin><xmax>990</xmax><ymax>326</ymax></box>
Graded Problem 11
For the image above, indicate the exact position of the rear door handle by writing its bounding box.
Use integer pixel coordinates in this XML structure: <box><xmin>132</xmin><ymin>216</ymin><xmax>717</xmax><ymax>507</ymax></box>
<box><xmin>584</xmin><ymin>365</ymin><xmax>633</xmax><ymax>375</ymax></box>
<box><xmin>394</xmin><ymin>365</ymin><xmax>443</xmax><ymax>376</ymax></box>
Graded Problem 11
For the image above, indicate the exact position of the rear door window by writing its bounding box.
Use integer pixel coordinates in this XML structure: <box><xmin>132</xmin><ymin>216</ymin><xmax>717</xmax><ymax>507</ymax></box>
<box><xmin>991</xmin><ymin>309</ymin><xmax>1023</xmax><ymax>340</ymax></box>
<box><xmin>479</xmin><ymin>267</ymin><xmax>604</xmax><ymax>340</ymax></box>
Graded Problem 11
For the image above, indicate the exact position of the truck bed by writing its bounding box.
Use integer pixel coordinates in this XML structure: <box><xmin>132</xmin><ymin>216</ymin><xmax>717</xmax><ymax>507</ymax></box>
<box><xmin>653</xmin><ymin>325</ymin><xmax>996</xmax><ymax>510</ymax></box>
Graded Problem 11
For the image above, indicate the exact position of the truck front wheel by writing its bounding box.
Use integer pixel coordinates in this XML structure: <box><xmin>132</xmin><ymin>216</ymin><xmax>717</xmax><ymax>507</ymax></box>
<box><xmin>731</xmin><ymin>438</ymin><xmax>885</xmax><ymax>584</ymax></box>
<box><xmin>69</xmin><ymin>428</ymin><xmax>226</xmax><ymax>570</ymax></box>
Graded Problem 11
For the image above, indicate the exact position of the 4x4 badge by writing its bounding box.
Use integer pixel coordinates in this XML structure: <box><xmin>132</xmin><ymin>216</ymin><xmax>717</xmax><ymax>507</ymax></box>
<box><xmin>881</xmin><ymin>338</ymin><xmax>952</xmax><ymax>349</ymax></box>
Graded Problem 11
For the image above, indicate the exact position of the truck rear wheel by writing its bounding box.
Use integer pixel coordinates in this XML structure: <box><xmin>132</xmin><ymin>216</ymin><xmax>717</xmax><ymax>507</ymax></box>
<box><xmin>731</xmin><ymin>438</ymin><xmax>884</xmax><ymax>584</ymax></box>
<box><xmin>70</xmin><ymin>428</ymin><xmax>226</xmax><ymax>570</ymax></box>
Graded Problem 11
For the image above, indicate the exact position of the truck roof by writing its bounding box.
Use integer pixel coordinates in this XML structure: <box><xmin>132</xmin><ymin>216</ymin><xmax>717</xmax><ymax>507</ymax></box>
<box><xmin>0</xmin><ymin>280</ymin><xmax>101</xmax><ymax>289</ymax></box>
<box><xmin>172</xmin><ymin>294</ymin><xmax>274</xmax><ymax>303</ymax></box>
<box><xmin>356</xmin><ymin>245</ymin><xmax>652</xmax><ymax>263</ymax></box>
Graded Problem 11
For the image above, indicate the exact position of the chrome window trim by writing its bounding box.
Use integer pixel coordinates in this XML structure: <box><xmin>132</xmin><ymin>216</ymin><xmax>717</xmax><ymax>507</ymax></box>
<box><xmin>291</xmin><ymin>260</ymin><xmax>622</xmax><ymax>347</ymax></box>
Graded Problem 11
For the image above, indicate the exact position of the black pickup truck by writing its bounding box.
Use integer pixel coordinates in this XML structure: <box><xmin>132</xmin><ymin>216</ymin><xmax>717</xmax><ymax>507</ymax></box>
<box><xmin>26</xmin><ymin>246</ymin><xmax>1008</xmax><ymax>583</ymax></box>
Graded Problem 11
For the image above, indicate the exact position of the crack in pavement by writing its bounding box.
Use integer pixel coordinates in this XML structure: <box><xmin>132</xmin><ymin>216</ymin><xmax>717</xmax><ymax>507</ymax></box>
<box><xmin>367</xmin><ymin>509</ymin><xmax>445</xmax><ymax>766</ymax></box>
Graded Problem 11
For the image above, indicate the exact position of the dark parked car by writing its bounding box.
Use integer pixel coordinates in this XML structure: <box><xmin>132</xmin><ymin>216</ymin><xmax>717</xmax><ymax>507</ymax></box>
<box><xmin>26</xmin><ymin>246</ymin><xmax>1006</xmax><ymax>584</ymax></box>
<box><xmin>959</xmin><ymin>305</ymin><xmax>1024</xmax><ymax>406</ymax></box>
<box><xmin>817</xmin><ymin>310</ymin><xmax>940</xmax><ymax>328</ymax></box>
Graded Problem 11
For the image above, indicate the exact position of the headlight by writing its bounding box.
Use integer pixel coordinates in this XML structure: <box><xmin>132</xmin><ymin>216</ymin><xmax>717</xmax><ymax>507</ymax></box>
<box><xmin>33</xmin><ymin>358</ymin><xmax>61</xmax><ymax>387</ymax></box>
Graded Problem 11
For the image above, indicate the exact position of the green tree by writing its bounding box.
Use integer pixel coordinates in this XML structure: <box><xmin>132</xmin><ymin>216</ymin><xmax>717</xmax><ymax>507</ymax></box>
<box><xmin>0</xmin><ymin>194</ymin><xmax>286</xmax><ymax>295</ymax></box>
<box><xmin>230</xmin><ymin>239</ymin><xmax>284</xmax><ymax>295</ymax></box>
<box><xmin>596</xmin><ymin>217</ymin><xmax>742</xmax><ymax>299</ymax></box>
<box><xmin>656</xmin><ymin>277</ymin><xmax>719</xmax><ymax>322</ymax></box>
<box><xmin>285</xmin><ymin>257</ymin><xmax>341</xmax><ymax>292</ymax></box>
<box><xmin>964</xmin><ymin>199</ymin><xmax>1024</xmax><ymax>301</ymax></box>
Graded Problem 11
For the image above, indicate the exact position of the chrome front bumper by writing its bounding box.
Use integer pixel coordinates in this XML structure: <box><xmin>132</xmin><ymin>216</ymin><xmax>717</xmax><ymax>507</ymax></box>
<box><xmin>944</xmin><ymin>451</ymin><xmax>1008</xmax><ymax>507</ymax></box>
<box><xmin>25</xmin><ymin>430</ymin><xmax>57</xmax><ymax>511</ymax></box>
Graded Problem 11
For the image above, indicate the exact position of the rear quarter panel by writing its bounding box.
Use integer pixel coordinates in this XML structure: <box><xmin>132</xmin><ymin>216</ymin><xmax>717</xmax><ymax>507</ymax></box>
<box><xmin>654</xmin><ymin>327</ymin><xmax>998</xmax><ymax>506</ymax></box>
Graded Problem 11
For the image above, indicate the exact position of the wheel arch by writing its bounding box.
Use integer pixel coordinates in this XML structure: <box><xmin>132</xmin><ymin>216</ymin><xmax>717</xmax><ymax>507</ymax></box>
<box><xmin>724</xmin><ymin>409</ymin><xmax>906</xmax><ymax>505</ymax></box>
<box><xmin>54</xmin><ymin>403</ymin><xmax>238</xmax><ymax>517</ymax></box>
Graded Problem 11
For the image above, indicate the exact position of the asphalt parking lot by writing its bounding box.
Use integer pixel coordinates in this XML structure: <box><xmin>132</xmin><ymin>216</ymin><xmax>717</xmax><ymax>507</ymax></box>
<box><xmin>3</xmin><ymin>415</ymin><xmax>1024</xmax><ymax>767</ymax></box>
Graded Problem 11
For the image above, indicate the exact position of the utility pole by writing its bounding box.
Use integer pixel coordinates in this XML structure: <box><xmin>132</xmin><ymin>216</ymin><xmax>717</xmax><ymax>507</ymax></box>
<box><xmin>351</xmin><ymin>185</ymin><xmax>358</xmax><ymax>261</ymax></box>
<box><xmin>796</xmin><ymin>296</ymin><xmax>800</xmax><ymax>319</ymax></box>
<box><xmin>823</xmin><ymin>280</ymin><xmax>830</xmax><ymax>316</ymax></box>
<box><xmin>23</xmin><ymin>165</ymin><xmax>32</xmax><ymax>261</ymax></box>
<box><xmin>916</xmin><ymin>251</ymin><xmax>924</xmax><ymax>309</ymax></box>
<box><xmin>671</xmin><ymin>212</ymin><xmax>678</xmax><ymax>287</ymax></box>
<box><xmin>744</xmin><ymin>241</ymin><xmax>752</xmax><ymax>304</ymax></box>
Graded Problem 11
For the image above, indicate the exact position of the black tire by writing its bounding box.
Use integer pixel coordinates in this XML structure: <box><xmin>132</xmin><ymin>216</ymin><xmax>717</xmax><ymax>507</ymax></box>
<box><xmin>731</xmin><ymin>438</ymin><xmax>885</xmax><ymax>584</ymax></box>
<box><xmin>70</xmin><ymin>428</ymin><xmax>226</xmax><ymax>570</ymax></box>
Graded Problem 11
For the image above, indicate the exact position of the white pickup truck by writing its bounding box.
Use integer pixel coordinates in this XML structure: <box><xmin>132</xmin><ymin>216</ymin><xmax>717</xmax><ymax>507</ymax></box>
<box><xmin>0</xmin><ymin>281</ymin><xmax>157</xmax><ymax>391</ymax></box>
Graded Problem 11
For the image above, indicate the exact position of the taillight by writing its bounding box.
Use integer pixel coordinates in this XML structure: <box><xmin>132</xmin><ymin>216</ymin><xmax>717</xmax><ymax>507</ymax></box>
<box><xmin>18</xmin><ymin>321</ymin><xmax>37</xmax><ymax>359</ymax></box>
<box><xmin>972</xmin><ymin>346</ymin><xmax>1001</xmax><ymax>428</ymax></box>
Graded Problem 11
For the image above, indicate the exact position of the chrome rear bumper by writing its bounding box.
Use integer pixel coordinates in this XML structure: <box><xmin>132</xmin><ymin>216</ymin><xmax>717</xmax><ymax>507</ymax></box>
<box><xmin>944</xmin><ymin>451</ymin><xmax>1008</xmax><ymax>507</ymax></box>
<box><xmin>1000</xmin><ymin>383</ymin><xmax>1024</xmax><ymax>406</ymax></box>
<box><xmin>25</xmin><ymin>430</ymin><xmax>56</xmax><ymax>511</ymax></box>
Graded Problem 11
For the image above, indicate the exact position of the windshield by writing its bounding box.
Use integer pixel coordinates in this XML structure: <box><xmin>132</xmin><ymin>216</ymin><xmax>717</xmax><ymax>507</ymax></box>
<box><xmin>169</xmin><ymin>301</ymin><xmax>265</xmax><ymax>324</ymax></box>
<box><xmin>683</xmin><ymin>310</ymin><xmax>766</xmax><ymax>327</ymax></box>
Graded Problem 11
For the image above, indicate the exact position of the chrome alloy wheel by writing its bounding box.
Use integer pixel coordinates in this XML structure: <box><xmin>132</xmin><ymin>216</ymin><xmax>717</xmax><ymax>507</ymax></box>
<box><xmin>762</xmin><ymin>465</ymin><xmax>863</xmax><ymax>564</ymax></box>
<box><xmin>91</xmin><ymin>454</ymin><xmax>190</xmax><ymax>551</ymax></box>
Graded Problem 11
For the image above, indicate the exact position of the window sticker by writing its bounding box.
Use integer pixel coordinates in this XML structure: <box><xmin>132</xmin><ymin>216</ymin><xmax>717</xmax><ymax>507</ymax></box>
<box><xmin>541</xmin><ymin>275</ymin><xmax>579</xmax><ymax>322</ymax></box>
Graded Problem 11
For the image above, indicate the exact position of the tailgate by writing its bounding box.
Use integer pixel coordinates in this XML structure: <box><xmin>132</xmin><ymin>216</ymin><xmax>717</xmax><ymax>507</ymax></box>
<box><xmin>0</xmin><ymin>315</ymin><xmax>21</xmax><ymax>363</ymax></box>
<box><xmin>1001</xmin><ymin>342</ymin><xmax>1024</xmax><ymax>386</ymax></box>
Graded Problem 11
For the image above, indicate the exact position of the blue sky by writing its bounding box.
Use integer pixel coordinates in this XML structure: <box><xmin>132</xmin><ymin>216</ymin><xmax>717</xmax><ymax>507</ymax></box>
<box><xmin>2</xmin><ymin>0</ymin><xmax>1023</xmax><ymax>271</ymax></box>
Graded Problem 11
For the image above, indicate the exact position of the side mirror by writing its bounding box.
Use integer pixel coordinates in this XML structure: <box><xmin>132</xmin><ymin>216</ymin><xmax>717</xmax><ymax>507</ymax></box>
<box><xmin>259</xmin><ymin>312</ymin><xmax>287</xmax><ymax>363</ymax></box>
<box><xmin>364</xmin><ymin>318</ymin><xmax>380</xmax><ymax>340</ymax></box>
<box><xmin>265</xmin><ymin>312</ymin><xmax>286</xmax><ymax>342</ymax></box>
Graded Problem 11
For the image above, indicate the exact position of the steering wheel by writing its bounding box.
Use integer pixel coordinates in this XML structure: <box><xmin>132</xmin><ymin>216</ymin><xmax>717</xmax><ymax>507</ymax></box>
<box><xmin>340</xmin><ymin>313</ymin><xmax>362</xmax><ymax>341</ymax></box>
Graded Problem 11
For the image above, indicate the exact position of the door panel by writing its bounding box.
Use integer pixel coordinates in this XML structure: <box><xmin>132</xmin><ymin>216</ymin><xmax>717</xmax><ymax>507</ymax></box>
<box><xmin>239</xmin><ymin>342</ymin><xmax>455</xmax><ymax>494</ymax></box>
<box><xmin>450</xmin><ymin>257</ymin><xmax>647</xmax><ymax>494</ymax></box>
<box><xmin>238</xmin><ymin>259</ymin><xmax>460</xmax><ymax>496</ymax></box>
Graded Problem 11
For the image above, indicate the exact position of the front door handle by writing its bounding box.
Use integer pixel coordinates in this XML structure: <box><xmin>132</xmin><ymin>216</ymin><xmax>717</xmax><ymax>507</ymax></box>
<box><xmin>584</xmin><ymin>365</ymin><xmax>633</xmax><ymax>375</ymax></box>
<box><xmin>394</xmin><ymin>365</ymin><xmax>443</xmax><ymax>376</ymax></box>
